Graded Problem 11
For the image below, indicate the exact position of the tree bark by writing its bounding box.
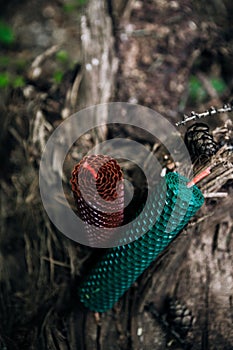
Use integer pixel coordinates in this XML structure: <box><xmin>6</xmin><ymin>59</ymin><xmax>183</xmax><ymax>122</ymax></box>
<box><xmin>1</xmin><ymin>0</ymin><xmax>233</xmax><ymax>349</ymax></box>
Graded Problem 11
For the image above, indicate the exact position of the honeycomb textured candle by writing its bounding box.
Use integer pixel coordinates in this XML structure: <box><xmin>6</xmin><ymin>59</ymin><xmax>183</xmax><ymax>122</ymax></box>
<box><xmin>71</xmin><ymin>155</ymin><xmax>124</xmax><ymax>246</ymax></box>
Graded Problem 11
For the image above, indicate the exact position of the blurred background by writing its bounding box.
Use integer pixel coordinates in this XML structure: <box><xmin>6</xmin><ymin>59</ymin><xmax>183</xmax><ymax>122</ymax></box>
<box><xmin>0</xmin><ymin>1</ymin><xmax>233</xmax><ymax>349</ymax></box>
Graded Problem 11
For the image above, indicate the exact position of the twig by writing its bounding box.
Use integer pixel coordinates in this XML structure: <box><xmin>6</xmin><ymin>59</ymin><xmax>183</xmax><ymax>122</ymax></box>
<box><xmin>31</xmin><ymin>45</ymin><xmax>60</xmax><ymax>68</ymax></box>
<box><xmin>176</xmin><ymin>102</ymin><xmax>233</xmax><ymax>126</ymax></box>
<box><xmin>24</xmin><ymin>234</ymin><xmax>33</xmax><ymax>276</ymax></box>
<box><xmin>204</xmin><ymin>192</ymin><xmax>228</xmax><ymax>198</ymax></box>
<box><xmin>196</xmin><ymin>71</ymin><xmax>218</xmax><ymax>100</ymax></box>
<box><xmin>41</xmin><ymin>256</ymin><xmax>70</xmax><ymax>269</ymax></box>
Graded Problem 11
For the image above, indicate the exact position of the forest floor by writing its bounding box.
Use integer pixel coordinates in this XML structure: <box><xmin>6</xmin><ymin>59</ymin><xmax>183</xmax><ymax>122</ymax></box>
<box><xmin>1</xmin><ymin>0</ymin><xmax>233</xmax><ymax>349</ymax></box>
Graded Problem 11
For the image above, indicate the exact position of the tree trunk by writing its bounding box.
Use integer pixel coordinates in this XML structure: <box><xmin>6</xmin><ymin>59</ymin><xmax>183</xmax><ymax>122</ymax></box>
<box><xmin>1</xmin><ymin>0</ymin><xmax>233</xmax><ymax>349</ymax></box>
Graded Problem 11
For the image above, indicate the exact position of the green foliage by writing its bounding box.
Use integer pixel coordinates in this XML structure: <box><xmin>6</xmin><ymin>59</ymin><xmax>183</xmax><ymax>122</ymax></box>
<box><xmin>56</xmin><ymin>50</ymin><xmax>69</xmax><ymax>63</ymax></box>
<box><xmin>14</xmin><ymin>58</ymin><xmax>28</xmax><ymax>70</ymax></box>
<box><xmin>53</xmin><ymin>71</ymin><xmax>64</xmax><ymax>83</ymax></box>
<box><xmin>0</xmin><ymin>72</ymin><xmax>26</xmax><ymax>89</ymax></box>
<box><xmin>188</xmin><ymin>75</ymin><xmax>227</xmax><ymax>104</ymax></box>
<box><xmin>0</xmin><ymin>55</ymin><xmax>27</xmax><ymax>70</ymax></box>
<box><xmin>0</xmin><ymin>54</ymin><xmax>27</xmax><ymax>89</ymax></box>
<box><xmin>0</xmin><ymin>21</ymin><xmax>15</xmax><ymax>45</ymax></box>
<box><xmin>188</xmin><ymin>76</ymin><xmax>207</xmax><ymax>103</ymax></box>
<box><xmin>210</xmin><ymin>77</ymin><xmax>226</xmax><ymax>94</ymax></box>
<box><xmin>0</xmin><ymin>72</ymin><xmax>10</xmax><ymax>87</ymax></box>
<box><xmin>63</xmin><ymin>0</ymin><xmax>88</xmax><ymax>12</ymax></box>
<box><xmin>63</xmin><ymin>3</ymin><xmax>77</xmax><ymax>12</ymax></box>
<box><xmin>54</xmin><ymin>49</ymin><xmax>76</xmax><ymax>83</ymax></box>
<box><xmin>12</xmin><ymin>76</ymin><xmax>25</xmax><ymax>88</ymax></box>
<box><xmin>76</xmin><ymin>0</ymin><xmax>88</xmax><ymax>5</ymax></box>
